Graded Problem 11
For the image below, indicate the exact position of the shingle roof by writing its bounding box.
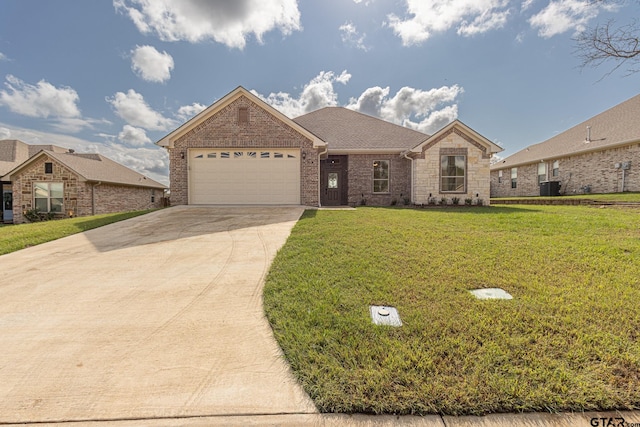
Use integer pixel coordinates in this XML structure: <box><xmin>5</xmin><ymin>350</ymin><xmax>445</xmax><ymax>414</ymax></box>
<box><xmin>293</xmin><ymin>107</ymin><xmax>429</xmax><ymax>151</ymax></box>
<box><xmin>0</xmin><ymin>140</ymin><xmax>30</xmax><ymax>177</ymax></box>
<box><xmin>492</xmin><ymin>93</ymin><xmax>640</xmax><ymax>170</ymax></box>
<box><xmin>4</xmin><ymin>149</ymin><xmax>166</xmax><ymax>189</ymax></box>
<box><xmin>44</xmin><ymin>151</ymin><xmax>166</xmax><ymax>189</ymax></box>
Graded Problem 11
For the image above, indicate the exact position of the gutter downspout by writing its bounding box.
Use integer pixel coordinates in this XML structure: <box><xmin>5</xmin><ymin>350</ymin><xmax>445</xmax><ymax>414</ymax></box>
<box><xmin>317</xmin><ymin>145</ymin><xmax>328</xmax><ymax>207</ymax></box>
<box><xmin>92</xmin><ymin>181</ymin><xmax>102</xmax><ymax>215</ymax></box>
<box><xmin>402</xmin><ymin>150</ymin><xmax>414</xmax><ymax>204</ymax></box>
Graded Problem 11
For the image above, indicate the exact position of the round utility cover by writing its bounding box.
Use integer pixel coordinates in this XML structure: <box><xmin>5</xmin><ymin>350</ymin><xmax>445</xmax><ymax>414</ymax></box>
<box><xmin>378</xmin><ymin>308</ymin><xmax>390</xmax><ymax>316</ymax></box>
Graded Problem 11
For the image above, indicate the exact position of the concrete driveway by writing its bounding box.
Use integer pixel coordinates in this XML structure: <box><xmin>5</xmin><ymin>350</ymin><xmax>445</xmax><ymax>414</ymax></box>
<box><xmin>0</xmin><ymin>206</ymin><xmax>317</xmax><ymax>424</ymax></box>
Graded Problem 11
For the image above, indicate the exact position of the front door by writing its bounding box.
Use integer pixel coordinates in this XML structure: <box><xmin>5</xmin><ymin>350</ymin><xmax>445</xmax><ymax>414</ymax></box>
<box><xmin>321</xmin><ymin>156</ymin><xmax>348</xmax><ymax>206</ymax></box>
<box><xmin>2</xmin><ymin>184</ymin><xmax>13</xmax><ymax>223</ymax></box>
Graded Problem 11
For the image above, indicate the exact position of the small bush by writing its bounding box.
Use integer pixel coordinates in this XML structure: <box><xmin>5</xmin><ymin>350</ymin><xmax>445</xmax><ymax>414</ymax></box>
<box><xmin>24</xmin><ymin>209</ymin><xmax>43</xmax><ymax>222</ymax></box>
<box><xmin>403</xmin><ymin>197</ymin><xmax>411</xmax><ymax>206</ymax></box>
<box><xmin>428</xmin><ymin>197</ymin><xmax>437</xmax><ymax>206</ymax></box>
<box><xmin>451</xmin><ymin>197</ymin><xmax>460</xmax><ymax>205</ymax></box>
<box><xmin>476</xmin><ymin>198</ymin><xmax>484</xmax><ymax>206</ymax></box>
<box><xmin>360</xmin><ymin>198</ymin><xmax>367</xmax><ymax>206</ymax></box>
<box><xmin>439</xmin><ymin>197</ymin><xmax>448</xmax><ymax>206</ymax></box>
<box><xmin>391</xmin><ymin>198</ymin><xmax>397</xmax><ymax>206</ymax></box>
<box><xmin>464</xmin><ymin>198</ymin><xmax>473</xmax><ymax>206</ymax></box>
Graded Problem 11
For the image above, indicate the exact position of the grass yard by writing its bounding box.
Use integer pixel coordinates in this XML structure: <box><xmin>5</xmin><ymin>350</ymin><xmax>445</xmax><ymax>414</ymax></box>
<box><xmin>264</xmin><ymin>205</ymin><xmax>640</xmax><ymax>415</ymax></box>
<box><xmin>0</xmin><ymin>210</ymin><xmax>154</xmax><ymax>255</ymax></box>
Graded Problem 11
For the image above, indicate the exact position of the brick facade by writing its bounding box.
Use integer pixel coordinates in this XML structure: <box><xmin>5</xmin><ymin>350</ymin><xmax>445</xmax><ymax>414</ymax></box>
<box><xmin>414</xmin><ymin>129</ymin><xmax>492</xmax><ymax>205</ymax></box>
<box><xmin>169</xmin><ymin>95</ymin><xmax>319</xmax><ymax>206</ymax></box>
<box><xmin>491</xmin><ymin>143</ymin><xmax>640</xmax><ymax>197</ymax></box>
<box><xmin>347</xmin><ymin>154</ymin><xmax>411</xmax><ymax>206</ymax></box>
<box><xmin>11</xmin><ymin>155</ymin><xmax>164</xmax><ymax>223</ymax></box>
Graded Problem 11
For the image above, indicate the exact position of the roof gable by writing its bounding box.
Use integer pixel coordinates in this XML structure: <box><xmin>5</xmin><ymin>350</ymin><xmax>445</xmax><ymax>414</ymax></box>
<box><xmin>156</xmin><ymin>86</ymin><xmax>325</xmax><ymax>149</ymax></box>
<box><xmin>493</xmin><ymin>93</ymin><xmax>640</xmax><ymax>170</ymax></box>
<box><xmin>294</xmin><ymin>107</ymin><xmax>429</xmax><ymax>152</ymax></box>
<box><xmin>410</xmin><ymin>120</ymin><xmax>503</xmax><ymax>156</ymax></box>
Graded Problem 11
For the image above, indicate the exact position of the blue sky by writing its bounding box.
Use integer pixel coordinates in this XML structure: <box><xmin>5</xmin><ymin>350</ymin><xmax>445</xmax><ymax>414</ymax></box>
<box><xmin>1</xmin><ymin>0</ymin><xmax>639</xmax><ymax>184</ymax></box>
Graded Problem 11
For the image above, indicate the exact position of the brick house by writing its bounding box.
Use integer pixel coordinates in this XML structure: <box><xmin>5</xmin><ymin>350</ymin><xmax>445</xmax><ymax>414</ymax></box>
<box><xmin>491</xmin><ymin>93</ymin><xmax>640</xmax><ymax>197</ymax></box>
<box><xmin>1</xmin><ymin>140</ymin><xmax>166</xmax><ymax>223</ymax></box>
<box><xmin>157</xmin><ymin>86</ymin><xmax>502</xmax><ymax>207</ymax></box>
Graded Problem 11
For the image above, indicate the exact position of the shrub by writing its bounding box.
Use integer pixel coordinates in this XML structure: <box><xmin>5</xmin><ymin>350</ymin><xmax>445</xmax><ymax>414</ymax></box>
<box><xmin>464</xmin><ymin>198</ymin><xmax>473</xmax><ymax>206</ymax></box>
<box><xmin>451</xmin><ymin>197</ymin><xmax>460</xmax><ymax>205</ymax></box>
<box><xmin>439</xmin><ymin>197</ymin><xmax>448</xmax><ymax>206</ymax></box>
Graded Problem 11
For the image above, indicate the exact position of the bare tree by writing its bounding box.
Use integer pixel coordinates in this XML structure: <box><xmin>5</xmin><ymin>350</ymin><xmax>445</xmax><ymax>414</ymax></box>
<box><xmin>574</xmin><ymin>1</ymin><xmax>640</xmax><ymax>77</ymax></box>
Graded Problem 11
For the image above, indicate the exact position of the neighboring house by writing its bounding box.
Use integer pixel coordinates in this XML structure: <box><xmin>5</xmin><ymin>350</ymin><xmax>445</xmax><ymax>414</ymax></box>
<box><xmin>0</xmin><ymin>139</ymin><xmax>167</xmax><ymax>223</ymax></box>
<box><xmin>491</xmin><ymin>93</ymin><xmax>640</xmax><ymax>197</ymax></box>
<box><xmin>157</xmin><ymin>86</ymin><xmax>502</xmax><ymax>207</ymax></box>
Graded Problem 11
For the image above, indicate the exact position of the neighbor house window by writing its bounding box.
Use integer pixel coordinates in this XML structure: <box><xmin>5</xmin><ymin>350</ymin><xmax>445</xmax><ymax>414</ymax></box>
<box><xmin>511</xmin><ymin>168</ymin><xmax>517</xmax><ymax>189</ymax></box>
<box><xmin>34</xmin><ymin>182</ymin><xmax>63</xmax><ymax>213</ymax></box>
<box><xmin>552</xmin><ymin>160</ymin><xmax>559</xmax><ymax>177</ymax></box>
<box><xmin>44</xmin><ymin>162</ymin><xmax>53</xmax><ymax>174</ymax></box>
<box><xmin>538</xmin><ymin>163</ymin><xmax>547</xmax><ymax>184</ymax></box>
<box><xmin>440</xmin><ymin>155</ymin><xmax>466</xmax><ymax>192</ymax></box>
<box><xmin>373</xmin><ymin>160</ymin><xmax>389</xmax><ymax>193</ymax></box>
<box><xmin>498</xmin><ymin>170</ymin><xmax>503</xmax><ymax>183</ymax></box>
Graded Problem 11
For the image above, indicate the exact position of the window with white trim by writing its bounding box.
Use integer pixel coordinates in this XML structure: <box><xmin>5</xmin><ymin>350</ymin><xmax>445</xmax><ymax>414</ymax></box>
<box><xmin>34</xmin><ymin>182</ymin><xmax>63</xmax><ymax>213</ymax></box>
<box><xmin>373</xmin><ymin>160</ymin><xmax>389</xmax><ymax>193</ymax></box>
<box><xmin>440</xmin><ymin>155</ymin><xmax>466</xmax><ymax>192</ymax></box>
<box><xmin>552</xmin><ymin>160</ymin><xmax>559</xmax><ymax>177</ymax></box>
<box><xmin>538</xmin><ymin>163</ymin><xmax>547</xmax><ymax>184</ymax></box>
<box><xmin>498</xmin><ymin>170</ymin><xmax>503</xmax><ymax>183</ymax></box>
<box><xmin>511</xmin><ymin>168</ymin><xmax>517</xmax><ymax>189</ymax></box>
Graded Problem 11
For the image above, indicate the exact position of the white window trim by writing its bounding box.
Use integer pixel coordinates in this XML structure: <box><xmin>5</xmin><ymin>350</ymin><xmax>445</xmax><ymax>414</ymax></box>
<box><xmin>373</xmin><ymin>160</ymin><xmax>390</xmax><ymax>193</ymax></box>
<box><xmin>34</xmin><ymin>182</ymin><xmax>63</xmax><ymax>213</ymax></box>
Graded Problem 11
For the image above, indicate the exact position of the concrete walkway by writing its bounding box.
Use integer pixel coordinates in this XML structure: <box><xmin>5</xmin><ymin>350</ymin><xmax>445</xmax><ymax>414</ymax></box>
<box><xmin>0</xmin><ymin>206</ymin><xmax>316</xmax><ymax>424</ymax></box>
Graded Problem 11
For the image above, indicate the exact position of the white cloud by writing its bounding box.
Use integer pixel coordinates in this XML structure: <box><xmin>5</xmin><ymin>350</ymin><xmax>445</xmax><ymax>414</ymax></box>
<box><xmin>106</xmin><ymin>89</ymin><xmax>175</xmax><ymax>131</ymax></box>
<box><xmin>0</xmin><ymin>52</ymin><xmax>7</xmax><ymax>61</ymax></box>
<box><xmin>348</xmin><ymin>84</ymin><xmax>463</xmax><ymax>134</ymax></box>
<box><xmin>388</xmin><ymin>0</ymin><xmax>510</xmax><ymax>45</ymax></box>
<box><xmin>176</xmin><ymin>102</ymin><xmax>207</xmax><ymax>121</ymax></box>
<box><xmin>0</xmin><ymin>122</ymin><xmax>169</xmax><ymax>184</ymax></box>
<box><xmin>0</xmin><ymin>127</ymin><xmax>10</xmax><ymax>139</ymax></box>
<box><xmin>118</xmin><ymin>124</ymin><xmax>152</xmax><ymax>146</ymax></box>
<box><xmin>340</xmin><ymin>21</ymin><xmax>370</xmax><ymax>51</ymax></box>
<box><xmin>528</xmin><ymin>0</ymin><xmax>615</xmax><ymax>38</ymax></box>
<box><xmin>0</xmin><ymin>75</ymin><xmax>81</xmax><ymax>119</ymax></box>
<box><xmin>131</xmin><ymin>45</ymin><xmax>174</xmax><ymax>83</ymax></box>
<box><xmin>521</xmin><ymin>0</ymin><xmax>536</xmax><ymax>12</ymax></box>
<box><xmin>50</xmin><ymin>117</ymin><xmax>112</xmax><ymax>134</ymax></box>
<box><xmin>114</xmin><ymin>0</ymin><xmax>301</xmax><ymax>49</ymax></box>
<box><xmin>253</xmin><ymin>70</ymin><xmax>351</xmax><ymax>117</ymax></box>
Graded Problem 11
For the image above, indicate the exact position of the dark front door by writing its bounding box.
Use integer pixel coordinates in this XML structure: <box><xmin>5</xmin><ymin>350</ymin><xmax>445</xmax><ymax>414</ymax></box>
<box><xmin>321</xmin><ymin>156</ymin><xmax>348</xmax><ymax>206</ymax></box>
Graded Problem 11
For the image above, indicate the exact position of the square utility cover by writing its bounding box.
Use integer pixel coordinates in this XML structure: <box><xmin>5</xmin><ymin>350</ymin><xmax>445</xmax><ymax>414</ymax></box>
<box><xmin>469</xmin><ymin>288</ymin><xmax>513</xmax><ymax>300</ymax></box>
<box><xmin>370</xmin><ymin>305</ymin><xmax>402</xmax><ymax>327</ymax></box>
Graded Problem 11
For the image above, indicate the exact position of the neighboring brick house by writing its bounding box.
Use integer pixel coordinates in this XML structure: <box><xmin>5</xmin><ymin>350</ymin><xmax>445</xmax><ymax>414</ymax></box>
<box><xmin>1</xmin><ymin>140</ymin><xmax>166</xmax><ymax>223</ymax></box>
<box><xmin>157</xmin><ymin>86</ymin><xmax>503</xmax><ymax>207</ymax></box>
<box><xmin>491</xmin><ymin>93</ymin><xmax>640</xmax><ymax>197</ymax></box>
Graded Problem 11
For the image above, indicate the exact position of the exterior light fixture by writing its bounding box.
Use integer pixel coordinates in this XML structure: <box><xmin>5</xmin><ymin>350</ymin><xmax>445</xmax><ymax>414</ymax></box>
<box><xmin>181</xmin><ymin>152</ymin><xmax>185</xmax><ymax>159</ymax></box>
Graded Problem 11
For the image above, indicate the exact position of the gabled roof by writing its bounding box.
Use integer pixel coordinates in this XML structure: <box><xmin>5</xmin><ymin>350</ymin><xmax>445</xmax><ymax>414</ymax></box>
<box><xmin>492</xmin><ymin>93</ymin><xmax>640</xmax><ymax>170</ymax></box>
<box><xmin>409</xmin><ymin>119</ymin><xmax>503</xmax><ymax>155</ymax></box>
<box><xmin>293</xmin><ymin>107</ymin><xmax>430</xmax><ymax>152</ymax></box>
<box><xmin>156</xmin><ymin>86</ymin><xmax>325</xmax><ymax>149</ymax></box>
<box><xmin>1</xmin><ymin>139</ymin><xmax>75</xmax><ymax>177</ymax></box>
<box><xmin>3</xmin><ymin>150</ymin><xmax>166</xmax><ymax>189</ymax></box>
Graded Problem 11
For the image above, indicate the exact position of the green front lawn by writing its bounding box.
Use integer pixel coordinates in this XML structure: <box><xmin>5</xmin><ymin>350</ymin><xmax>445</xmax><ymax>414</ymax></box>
<box><xmin>264</xmin><ymin>206</ymin><xmax>640</xmax><ymax>415</ymax></box>
<box><xmin>0</xmin><ymin>210</ymin><xmax>154</xmax><ymax>255</ymax></box>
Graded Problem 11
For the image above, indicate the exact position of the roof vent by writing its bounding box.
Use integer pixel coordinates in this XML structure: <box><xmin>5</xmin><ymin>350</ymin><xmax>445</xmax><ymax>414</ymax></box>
<box><xmin>68</xmin><ymin>149</ymin><xmax>75</xmax><ymax>153</ymax></box>
<box><xmin>585</xmin><ymin>126</ymin><xmax>591</xmax><ymax>143</ymax></box>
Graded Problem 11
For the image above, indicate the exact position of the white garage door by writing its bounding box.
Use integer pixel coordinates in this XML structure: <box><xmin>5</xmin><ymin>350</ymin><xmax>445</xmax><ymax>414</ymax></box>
<box><xmin>189</xmin><ymin>149</ymin><xmax>301</xmax><ymax>204</ymax></box>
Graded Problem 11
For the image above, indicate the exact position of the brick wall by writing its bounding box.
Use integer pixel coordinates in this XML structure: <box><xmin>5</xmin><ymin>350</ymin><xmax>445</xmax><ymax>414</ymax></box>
<box><xmin>347</xmin><ymin>154</ymin><xmax>411</xmax><ymax>206</ymax></box>
<box><xmin>169</xmin><ymin>95</ymin><xmax>319</xmax><ymax>206</ymax></box>
<box><xmin>491</xmin><ymin>143</ymin><xmax>640</xmax><ymax>197</ymax></box>
<box><xmin>12</xmin><ymin>155</ymin><xmax>164</xmax><ymax>223</ymax></box>
<box><xmin>413</xmin><ymin>129</ymin><xmax>492</xmax><ymax>205</ymax></box>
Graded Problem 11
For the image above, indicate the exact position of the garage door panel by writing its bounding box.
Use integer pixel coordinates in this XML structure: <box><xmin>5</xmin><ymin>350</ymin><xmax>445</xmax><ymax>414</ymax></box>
<box><xmin>189</xmin><ymin>149</ymin><xmax>300</xmax><ymax>204</ymax></box>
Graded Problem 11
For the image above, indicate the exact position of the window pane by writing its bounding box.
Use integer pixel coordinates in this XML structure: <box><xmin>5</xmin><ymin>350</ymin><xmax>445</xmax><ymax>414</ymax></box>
<box><xmin>35</xmin><ymin>198</ymin><xmax>48</xmax><ymax>211</ymax></box>
<box><xmin>511</xmin><ymin>168</ymin><xmax>517</xmax><ymax>178</ymax></box>
<box><xmin>35</xmin><ymin>183</ymin><xmax>50</xmax><ymax>198</ymax></box>
<box><xmin>50</xmin><ymin>183</ymin><xmax>63</xmax><ymax>198</ymax></box>
<box><xmin>50</xmin><ymin>198</ymin><xmax>63</xmax><ymax>213</ymax></box>
<box><xmin>328</xmin><ymin>172</ymin><xmax>338</xmax><ymax>189</ymax></box>
<box><xmin>373</xmin><ymin>180</ymin><xmax>389</xmax><ymax>193</ymax></box>
<box><xmin>373</xmin><ymin>160</ymin><xmax>388</xmax><ymax>179</ymax></box>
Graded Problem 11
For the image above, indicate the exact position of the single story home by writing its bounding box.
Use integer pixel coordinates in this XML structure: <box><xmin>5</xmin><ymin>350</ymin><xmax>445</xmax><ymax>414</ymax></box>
<box><xmin>157</xmin><ymin>86</ymin><xmax>502</xmax><ymax>207</ymax></box>
<box><xmin>491</xmin><ymin>93</ymin><xmax>640</xmax><ymax>197</ymax></box>
<box><xmin>1</xmin><ymin>139</ymin><xmax>167</xmax><ymax>223</ymax></box>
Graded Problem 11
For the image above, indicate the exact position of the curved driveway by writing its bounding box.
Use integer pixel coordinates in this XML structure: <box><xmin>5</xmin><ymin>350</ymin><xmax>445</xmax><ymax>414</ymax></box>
<box><xmin>0</xmin><ymin>206</ymin><xmax>316</xmax><ymax>424</ymax></box>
